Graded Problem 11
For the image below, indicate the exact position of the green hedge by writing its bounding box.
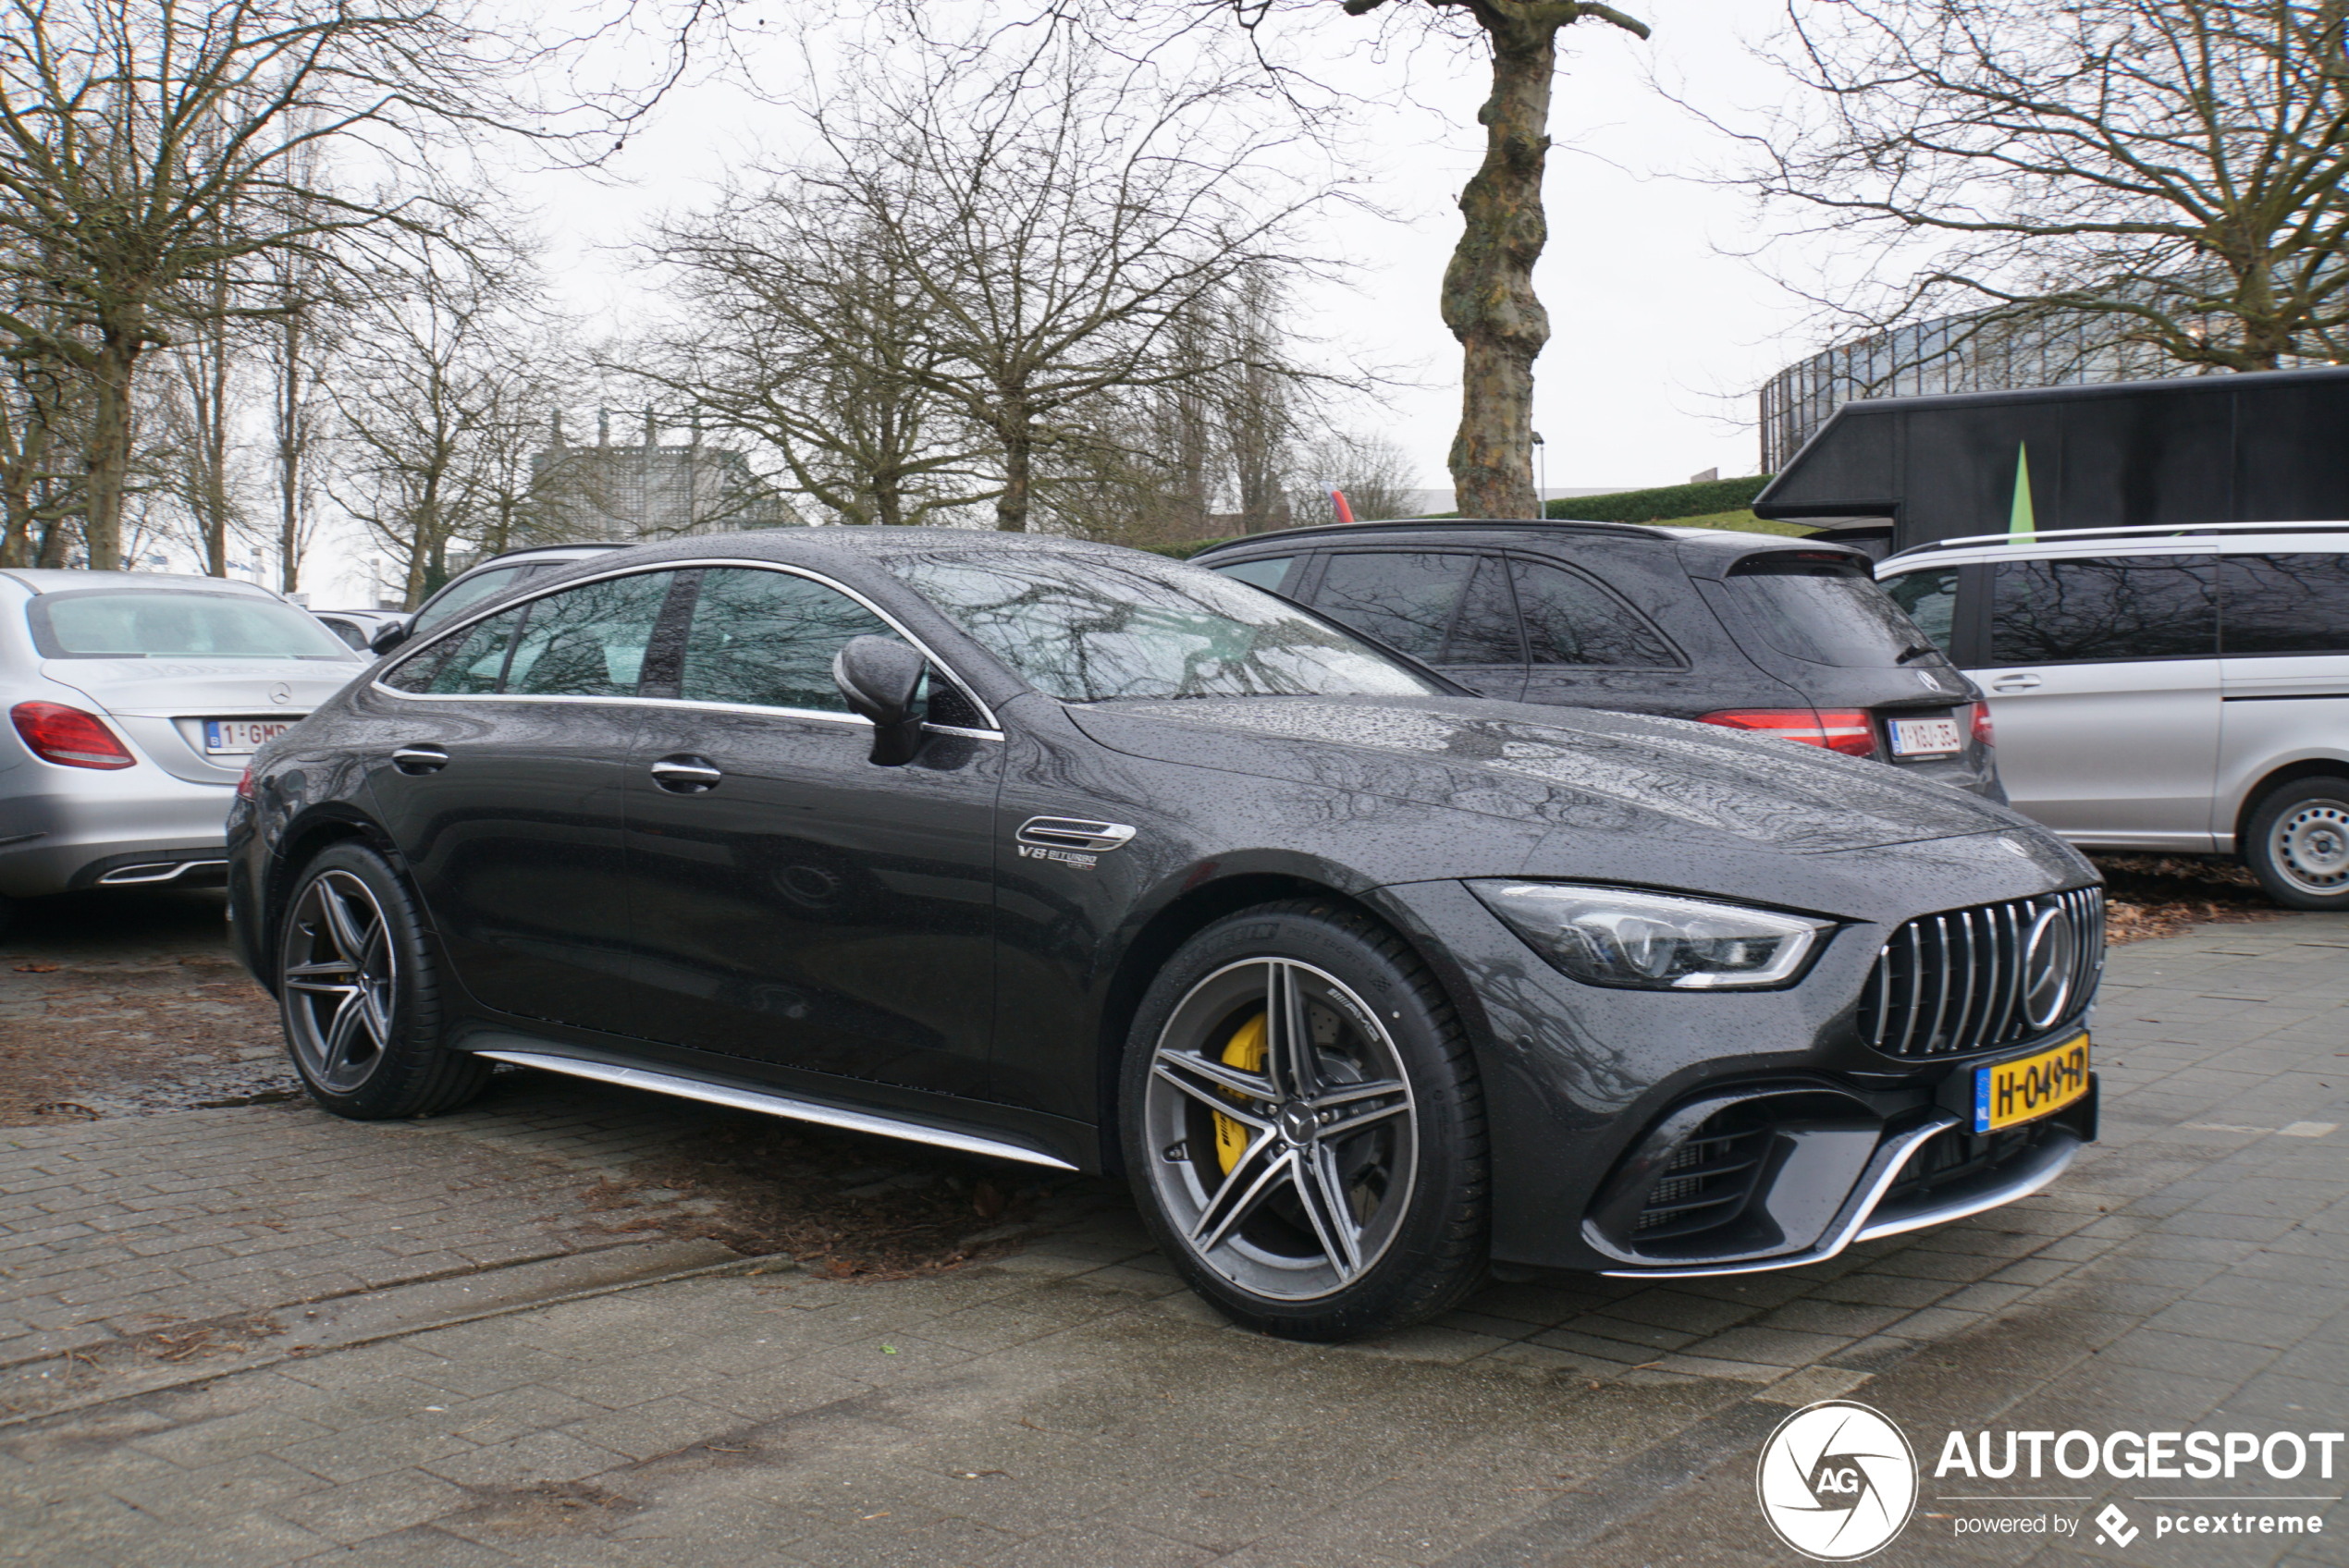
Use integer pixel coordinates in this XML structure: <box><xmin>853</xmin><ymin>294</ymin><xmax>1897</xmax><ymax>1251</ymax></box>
<box><xmin>1543</xmin><ymin>474</ymin><xmax>1772</xmax><ymax>523</ymax></box>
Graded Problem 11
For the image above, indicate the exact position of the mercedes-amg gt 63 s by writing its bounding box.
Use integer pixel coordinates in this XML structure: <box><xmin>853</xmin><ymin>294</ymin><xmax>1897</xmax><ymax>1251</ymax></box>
<box><xmin>229</xmin><ymin>530</ymin><xmax>2104</xmax><ymax>1341</ymax></box>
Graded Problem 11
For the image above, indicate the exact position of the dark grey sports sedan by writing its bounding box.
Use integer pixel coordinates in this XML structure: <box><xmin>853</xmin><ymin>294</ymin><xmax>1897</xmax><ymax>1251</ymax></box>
<box><xmin>228</xmin><ymin>530</ymin><xmax>2103</xmax><ymax>1341</ymax></box>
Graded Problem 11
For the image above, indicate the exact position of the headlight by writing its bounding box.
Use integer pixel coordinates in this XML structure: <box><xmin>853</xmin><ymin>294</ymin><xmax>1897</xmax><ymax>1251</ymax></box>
<box><xmin>1469</xmin><ymin>882</ymin><xmax>1833</xmax><ymax>990</ymax></box>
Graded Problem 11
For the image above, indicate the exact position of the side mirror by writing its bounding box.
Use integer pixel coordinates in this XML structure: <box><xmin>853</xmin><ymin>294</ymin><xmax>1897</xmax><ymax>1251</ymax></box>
<box><xmin>831</xmin><ymin>635</ymin><xmax>928</xmax><ymax>766</ymax></box>
<box><xmin>369</xmin><ymin>620</ymin><xmax>411</xmax><ymax>656</ymax></box>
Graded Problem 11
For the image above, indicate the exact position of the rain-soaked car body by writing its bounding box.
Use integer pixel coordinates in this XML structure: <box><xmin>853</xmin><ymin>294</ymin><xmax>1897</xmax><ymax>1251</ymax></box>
<box><xmin>229</xmin><ymin>529</ymin><xmax>2103</xmax><ymax>1340</ymax></box>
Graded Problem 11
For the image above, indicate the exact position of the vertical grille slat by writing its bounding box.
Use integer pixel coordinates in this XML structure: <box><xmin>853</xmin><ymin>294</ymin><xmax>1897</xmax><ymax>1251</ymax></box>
<box><xmin>1859</xmin><ymin>888</ymin><xmax>2104</xmax><ymax>1060</ymax></box>
<box><xmin>1896</xmin><ymin>923</ymin><xmax>1926</xmax><ymax>1058</ymax></box>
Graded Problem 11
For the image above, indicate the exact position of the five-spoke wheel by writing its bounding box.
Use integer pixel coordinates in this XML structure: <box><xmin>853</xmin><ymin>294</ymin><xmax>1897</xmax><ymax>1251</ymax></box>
<box><xmin>283</xmin><ymin>869</ymin><xmax>398</xmax><ymax>1095</ymax></box>
<box><xmin>276</xmin><ymin>841</ymin><xmax>488</xmax><ymax>1119</ymax></box>
<box><xmin>1143</xmin><ymin>957</ymin><xmax>1418</xmax><ymax>1302</ymax></box>
<box><xmin>1122</xmin><ymin>901</ymin><xmax>1486</xmax><ymax>1340</ymax></box>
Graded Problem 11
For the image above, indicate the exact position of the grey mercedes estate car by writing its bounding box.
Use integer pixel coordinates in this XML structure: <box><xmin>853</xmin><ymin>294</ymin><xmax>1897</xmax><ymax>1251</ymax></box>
<box><xmin>229</xmin><ymin>530</ymin><xmax>2102</xmax><ymax>1339</ymax></box>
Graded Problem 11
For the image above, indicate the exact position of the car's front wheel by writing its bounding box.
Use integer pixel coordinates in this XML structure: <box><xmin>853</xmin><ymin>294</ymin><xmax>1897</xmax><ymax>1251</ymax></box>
<box><xmin>1121</xmin><ymin>900</ymin><xmax>1487</xmax><ymax>1341</ymax></box>
<box><xmin>2245</xmin><ymin>777</ymin><xmax>2349</xmax><ymax>911</ymax></box>
<box><xmin>277</xmin><ymin>841</ymin><xmax>488</xmax><ymax>1119</ymax></box>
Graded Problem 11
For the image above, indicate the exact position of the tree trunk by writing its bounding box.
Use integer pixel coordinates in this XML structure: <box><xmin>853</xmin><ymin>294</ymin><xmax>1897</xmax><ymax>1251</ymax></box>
<box><xmin>1443</xmin><ymin>15</ymin><xmax>1556</xmax><ymax>521</ymax></box>
<box><xmin>82</xmin><ymin>328</ymin><xmax>141</xmax><ymax>570</ymax></box>
<box><xmin>996</xmin><ymin>406</ymin><xmax>1033</xmax><ymax>531</ymax></box>
<box><xmin>277</xmin><ymin>311</ymin><xmax>305</xmax><ymax>592</ymax></box>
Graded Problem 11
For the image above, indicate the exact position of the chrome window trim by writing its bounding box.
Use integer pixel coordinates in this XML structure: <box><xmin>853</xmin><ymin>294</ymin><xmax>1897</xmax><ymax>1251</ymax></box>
<box><xmin>370</xmin><ymin>556</ymin><xmax>1002</xmax><ymax>733</ymax></box>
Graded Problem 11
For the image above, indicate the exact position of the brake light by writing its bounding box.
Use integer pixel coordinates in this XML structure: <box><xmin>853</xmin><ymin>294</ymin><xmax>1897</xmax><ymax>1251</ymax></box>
<box><xmin>1971</xmin><ymin>701</ymin><xmax>1995</xmax><ymax>747</ymax></box>
<box><xmin>237</xmin><ymin>766</ymin><xmax>255</xmax><ymax>800</ymax></box>
<box><xmin>10</xmin><ymin>702</ymin><xmax>136</xmax><ymax>769</ymax></box>
<box><xmin>1698</xmin><ymin>707</ymin><xmax>1878</xmax><ymax>758</ymax></box>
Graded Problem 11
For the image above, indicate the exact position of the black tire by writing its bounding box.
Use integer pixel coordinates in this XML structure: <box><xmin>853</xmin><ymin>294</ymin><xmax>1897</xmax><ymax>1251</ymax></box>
<box><xmin>2244</xmin><ymin>777</ymin><xmax>2349</xmax><ymax>911</ymax></box>
<box><xmin>1119</xmin><ymin>899</ymin><xmax>1488</xmax><ymax>1341</ymax></box>
<box><xmin>277</xmin><ymin>841</ymin><xmax>489</xmax><ymax>1119</ymax></box>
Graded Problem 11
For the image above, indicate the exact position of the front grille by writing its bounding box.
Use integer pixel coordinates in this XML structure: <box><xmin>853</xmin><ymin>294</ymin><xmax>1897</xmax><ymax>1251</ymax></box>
<box><xmin>1857</xmin><ymin>888</ymin><xmax>2105</xmax><ymax>1059</ymax></box>
<box><xmin>1633</xmin><ymin>1109</ymin><xmax>1770</xmax><ymax>1238</ymax></box>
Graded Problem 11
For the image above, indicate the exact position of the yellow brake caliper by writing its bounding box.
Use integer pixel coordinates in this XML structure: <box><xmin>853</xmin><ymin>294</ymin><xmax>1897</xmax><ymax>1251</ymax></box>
<box><xmin>1213</xmin><ymin>1012</ymin><xmax>1269</xmax><ymax>1174</ymax></box>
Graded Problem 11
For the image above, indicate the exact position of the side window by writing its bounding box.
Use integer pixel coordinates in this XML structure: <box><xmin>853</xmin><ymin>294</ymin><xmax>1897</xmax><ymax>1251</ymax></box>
<box><xmin>1513</xmin><ymin>559</ymin><xmax>1679</xmax><ymax>668</ymax></box>
<box><xmin>1990</xmin><ymin>556</ymin><xmax>2218</xmax><ymax>664</ymax></box>
<box><xmin>1210</xmin><ymin>556</ymin><xmax>1295</xmax><ymax>594</ymax></box>
<box><xmin>1310</xmin><ymin>551</ymin><xmax>1473</xmax><ymax>661</ymax></box>
<box><xmin>503</xmin><ymin>572</ymin><xmax>674</xmax><ymax>698</ymax></box>
<box><xmin>2220</xmin><ymin>554</ymin><xmax>2349</xmax><ymax>655</ymax></box>
<box><xmin>410</xmin><ymin>565</ymin><xmax>524</xmax><ymax>636</ymax></box>
<box><xmin>378</xmin><ymin>607</ymin><xmax>525</xmax><ymax>695</ymax></box>
<box><xmin>679</xmin><ymin>567</ymin><xmax>893</xmax><ymax>713</ymax></box>
<box><xmin>1443</xmin><ymin>557</ymin><xmax>1523</xmax><ymax>664</ymax></box>
<box><xmin>1880</xmin><ymin>567</ymin><xmax>1961</xmax><ymax>655</ymax></box>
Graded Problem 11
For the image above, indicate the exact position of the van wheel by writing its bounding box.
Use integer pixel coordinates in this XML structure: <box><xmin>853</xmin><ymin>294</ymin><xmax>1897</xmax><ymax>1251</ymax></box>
<box><xmin>277</xmin><ymin>841</ymin><xmax>489</xmax><ymax>1119</ymax></box>
<box><xmin>2245</xmin><ymin>778</ymin><xmax>2349</xmax><ymax>910</ymax></box>
<box><xmin>1120</xmin><ymin>900</ymin><xmax>1488</xmax><ymax>1341</ymax></box>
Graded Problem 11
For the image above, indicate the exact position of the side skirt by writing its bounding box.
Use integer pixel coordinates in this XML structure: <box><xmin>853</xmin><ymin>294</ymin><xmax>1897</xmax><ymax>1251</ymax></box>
<box><xmin>474</xmin><ymin>1048</ymin><xmax>1081</xmax><ymax>1171</ymax></box>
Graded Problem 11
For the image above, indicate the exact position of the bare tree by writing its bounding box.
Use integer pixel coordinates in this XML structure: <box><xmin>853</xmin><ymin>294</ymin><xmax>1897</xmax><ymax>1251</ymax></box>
<box><xmin>0</xmin><ymin>0</ymin><xmax>532</xmax><ymax>568</ymax></box>
<box><xmin>625</xmin><ymin>193</ymin><xmax>996</xmax><ymax>527</ymax></box>
<box><xmin>789</xmin><ymin>29</ymin><xmax>1332</xmax><ymax>532</ymax></box>
<box><xmin>333</xmin><ymin>239</ymin><xmax>572</xmax><ymax>606</ymax></box>
<box><xmin>0</xmin><ymin>282</ymin><xmax>87</xmax><ymax>567</ymax></box>
<box><xmin>1729</xmin><ymin>0</ymin><xmax>2349</xmax><ymax>372</ymax></box>
<box><xmin>1289</xmin><ymin>430</ymin><xmax>1419</xmax><ymax>521</ymax></box>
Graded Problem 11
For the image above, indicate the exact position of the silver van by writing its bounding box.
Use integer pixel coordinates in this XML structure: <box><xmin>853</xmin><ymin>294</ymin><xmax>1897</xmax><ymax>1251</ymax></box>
<box><xmin>1878</xmin><ymin>523</ymin><xmax>2349</xmax><ymax>909</ymax></box>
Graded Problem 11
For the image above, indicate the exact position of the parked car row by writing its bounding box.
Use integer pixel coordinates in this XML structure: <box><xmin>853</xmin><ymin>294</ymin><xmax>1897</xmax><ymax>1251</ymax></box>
<box><xmin>218</xmin><ymin>528</ymin><xmax>2103</xmax><ymax>1340</ymax></box>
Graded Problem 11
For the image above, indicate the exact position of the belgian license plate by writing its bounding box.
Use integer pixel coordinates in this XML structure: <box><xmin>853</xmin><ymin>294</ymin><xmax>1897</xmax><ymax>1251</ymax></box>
<box><xmin>1974</xmin><ymin>1035</ymin><xmax>2090</xmax><ymax>1133</ymax></box>
<box><xmin>1889</xmin><ymin>716</ymin><xmax>1963</xmax><ymax>756</ymax></box>
<box><xmin>203</xmin><ymin>719</ymin><xmax>293</xmax><ymax>755</ymax></box>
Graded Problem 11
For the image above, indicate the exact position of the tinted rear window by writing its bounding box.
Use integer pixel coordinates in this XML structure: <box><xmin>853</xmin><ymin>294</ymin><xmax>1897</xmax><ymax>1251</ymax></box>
<box><xmin>1724</xmin><ymin>554</ymin><xmax>1939</xmax><ymax>667</ymax></box>
<box><xmin>1880</xmin><ymin>567</ymin><xmax>1961</xmax><ymax>655</ymax></box>
<box><xmin>1210</xmin><ymin>557</ymin><xmax>1294</xmax><ymax>594</ymax></box>
<box><xmin>1990</xmin><ymin>556</ymin><xmax>2218</xmax><ymax>664</ymax></box>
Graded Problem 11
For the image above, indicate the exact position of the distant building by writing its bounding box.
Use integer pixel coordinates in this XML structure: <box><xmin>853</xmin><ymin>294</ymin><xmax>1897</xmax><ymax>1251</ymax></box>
<box><xmin>531</xmin><ymin>410</ymin><xmax>801</xmax><ymax>540</ymax></box>
<box><xmin>1754</xmin><ymin>307</ymin><xmax>2266</xmax><ymax>473</ymax></box>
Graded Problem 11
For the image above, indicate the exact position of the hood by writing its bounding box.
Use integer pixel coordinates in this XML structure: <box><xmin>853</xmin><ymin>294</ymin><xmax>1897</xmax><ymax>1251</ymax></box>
<box><xmin>43</xmin><ymin>656</ymin><xmax>363</xmax><ymax>717</ymax></box>
<box><xmin>1065</xmin><ymin>695</ymin><xmax>2021</xmax><ymax>855</ymax></box>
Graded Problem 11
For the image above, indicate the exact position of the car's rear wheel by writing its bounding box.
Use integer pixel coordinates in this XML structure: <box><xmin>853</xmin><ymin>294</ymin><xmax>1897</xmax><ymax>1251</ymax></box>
<box><xmin>277</xmin><ymin>841</ymin><xmax>488</xmax><ymax>1119</ymax></box>
<box><xmin>1121</xmin><ymin>900</ymin><xmax>1487</xmax><ymax>1341</ymax></box>
<box><xmin>2245</xmin><ymin>778</ymin><xmax>2349</xmax><ymax>911</ymax></box>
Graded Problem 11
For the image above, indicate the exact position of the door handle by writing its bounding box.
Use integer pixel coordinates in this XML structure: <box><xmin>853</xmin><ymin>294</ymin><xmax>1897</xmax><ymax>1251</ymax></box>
<box><xmin>1989</xmin><ymin>674</ymin><xmax>2043</xmax><ymax>692</ymax></box>
<box><xmin>649</xmin><ymin>754</ymin><xmax>724</xmax><ymax>793</ymax></box>
<box><xmin>390</xmin><ymin>744</ymin><xmax>449</xmax><ymax>774</ymax></box>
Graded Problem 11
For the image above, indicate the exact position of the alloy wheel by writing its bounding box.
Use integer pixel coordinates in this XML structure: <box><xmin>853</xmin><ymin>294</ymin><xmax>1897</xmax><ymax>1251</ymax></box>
<box><xmin>282</xmin><ymin>870</ymin><xmax>400</xmax><ymax>1094</ymax></box>
<box><xmin>1142</xmin><ymin>958</ymin><xmax>1418</xmax><ymax>1302</ymax></box>
<box><xmin>2269</xmin><ymin>797</ymin><xmax>2349</xmax><ymax>895</ymax></box>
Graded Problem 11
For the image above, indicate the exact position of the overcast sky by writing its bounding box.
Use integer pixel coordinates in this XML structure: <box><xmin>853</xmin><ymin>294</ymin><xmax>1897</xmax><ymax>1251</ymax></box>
<box><xmin>534</xmin><ymin>2</ymin><xmax>1818</xmax><ymax>490</ymax></box>
<box><xmin>304</xmin><ymin>1</ymin><xmax>1829</xmax><ymax>603</ymax></box>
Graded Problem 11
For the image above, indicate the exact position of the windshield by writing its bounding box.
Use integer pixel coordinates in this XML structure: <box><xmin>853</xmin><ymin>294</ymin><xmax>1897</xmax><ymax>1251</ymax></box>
<box><xmin>411</xmin><ymin>565</ymin><xmax>530</xmax><ymax>634</ymax></box>
<box><xmin>892</xmin><ymin>552</ymin><xmax>1443</xmax><ymax>703</ymax></box>
<box><xmin>30</xmin><ymin>590</ymin><xmax>359</xmax><ymax>660</ymax></box>
<box><xmin>1725</xmin><ymin>554</ymin><xmax>1942</xmax><ymax>668</ymax></box>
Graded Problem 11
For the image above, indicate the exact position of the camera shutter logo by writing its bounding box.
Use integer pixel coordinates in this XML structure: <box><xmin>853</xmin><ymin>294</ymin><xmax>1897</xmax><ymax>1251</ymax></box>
<box><xmin>1755</xmin><ymin>1400</ymin><xmax>1917</xmax><ymax>1561</ymax></box>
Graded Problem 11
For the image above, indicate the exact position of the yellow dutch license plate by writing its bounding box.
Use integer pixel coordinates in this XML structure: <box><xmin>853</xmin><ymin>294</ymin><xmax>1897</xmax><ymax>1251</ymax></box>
<box><xmin>1974</xmin><ymin>1035</ymin><xmax>2090</xmax><ymax>1133</ymax></box>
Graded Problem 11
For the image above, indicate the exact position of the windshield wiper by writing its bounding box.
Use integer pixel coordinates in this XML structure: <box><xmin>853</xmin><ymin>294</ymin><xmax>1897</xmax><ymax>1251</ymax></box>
<box><xmin>1895</xmin><ymin>644</ymin><xmax>1942</xmax><ymax>664</ymax></box>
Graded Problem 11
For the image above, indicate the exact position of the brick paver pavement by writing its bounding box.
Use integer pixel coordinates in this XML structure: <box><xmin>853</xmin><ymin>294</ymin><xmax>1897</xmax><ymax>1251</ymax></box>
<box><xmin>1</xmin><ymin>916</ymin><xmax>2343</xmax><ymax>1565</ymax></box>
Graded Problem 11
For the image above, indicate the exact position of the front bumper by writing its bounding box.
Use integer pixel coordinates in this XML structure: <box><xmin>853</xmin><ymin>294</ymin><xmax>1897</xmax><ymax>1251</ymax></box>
<box><xmin>1585</xmin><ymin>1081</ymin><xmax>2094</xmax><ymax>1278</ymax></box>
<box><xmin>0</xmin><ymin>765</ymin><xmax>237</xmax><ymax>898</ymax></box>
